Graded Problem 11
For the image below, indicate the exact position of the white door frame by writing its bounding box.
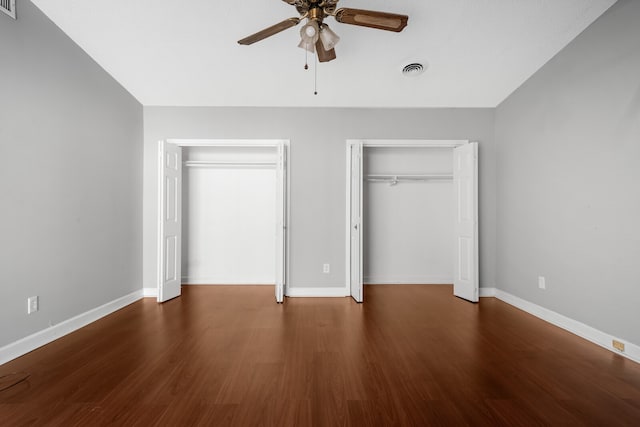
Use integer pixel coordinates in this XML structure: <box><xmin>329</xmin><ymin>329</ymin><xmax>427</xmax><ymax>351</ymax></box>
<box><xmin>158</xmin><ymin>139</ymin><xmax>290</xmax><ymax>303</ymax></box>
<box><xmin>345</xmin><ymin>139</ymin><xmax>472</xmax><ymax>300</ymax></box>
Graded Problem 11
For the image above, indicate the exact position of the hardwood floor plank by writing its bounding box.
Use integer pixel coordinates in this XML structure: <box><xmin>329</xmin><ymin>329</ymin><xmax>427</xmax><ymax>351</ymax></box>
<box><xmin>2</xmin><ymin>285</ymin><xmax>640</xmax><ymax>426</ymax></box>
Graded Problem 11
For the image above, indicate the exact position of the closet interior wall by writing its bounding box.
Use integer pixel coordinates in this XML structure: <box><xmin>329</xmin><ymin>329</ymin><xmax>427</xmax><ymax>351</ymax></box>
<box><xmin>363</xmin><ymin>147</ymin><xmax>454</xmax><ymax>284</ymax></box>
<box><xmin>181</xmin><ymin>146</ymin><xmax>277</xmax><ymax>285</ymax></box>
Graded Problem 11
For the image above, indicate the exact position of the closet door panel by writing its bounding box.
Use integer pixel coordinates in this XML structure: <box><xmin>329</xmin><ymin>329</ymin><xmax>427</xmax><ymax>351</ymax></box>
<box><xmin>453</xmin><ymin>143</ymin><xmax>478</xmax><ymax>302</ymax></box>
<box><xmin>275</xmin><ymin>143</ymin><xmax>287</xmax><ymax>303</ymax></box>
<box><xmin>158</xmin><ymin>140</ymin><xmax>182</xmax><ymax>303</ymax></box>
<box><xmin>350</xmin><ymin>143</ymin><xmax>364</xmax><ymax>302</ymax></box>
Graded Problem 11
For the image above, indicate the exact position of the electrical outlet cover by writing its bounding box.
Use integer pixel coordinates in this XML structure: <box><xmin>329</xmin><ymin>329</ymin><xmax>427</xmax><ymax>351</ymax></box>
<box><xmin>538</xmin><ymin>276</ymin><xmax>546</xmax><ymax>289</ymax></box>
<box><xmin>28</xmin><ymin>296</ymin><xmax>38</xmax><ymax>314</ymax></box>
<box><xmin>613</xmin><ymin>340</ymin><xmax>625</xmax><ymax>352</ymax></box>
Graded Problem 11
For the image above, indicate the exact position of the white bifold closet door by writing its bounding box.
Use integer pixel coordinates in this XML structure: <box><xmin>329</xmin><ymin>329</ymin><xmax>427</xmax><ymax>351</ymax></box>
<box><xmin>350</xmin><ymin>143</ymin><xmax>363</xmax><ymax>302</ymax></box>
<box><xmin>158</xmin><ymin>141</ymin><xmax>182</xmax><ymax>302</ymax></box>
<box><xmin>453</xmin><ymin>142</ymin><xmax>479</xmax><ymax>302</ymax></box>
<box><xmin>275</xmin><ymin>144</ymin><xmax>287</xmax><ymax>303</ymax></box>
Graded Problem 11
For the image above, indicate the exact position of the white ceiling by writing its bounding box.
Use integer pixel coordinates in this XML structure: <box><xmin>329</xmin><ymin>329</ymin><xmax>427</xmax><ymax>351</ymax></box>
<box><xmin>31</xmin><ymin>0</ymin><xmax>616</xmax><ymax>108</ymax></box>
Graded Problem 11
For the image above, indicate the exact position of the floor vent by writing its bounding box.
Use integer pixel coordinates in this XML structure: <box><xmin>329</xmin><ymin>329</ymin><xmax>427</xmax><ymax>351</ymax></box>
<box><xmin>1</xmin><ymin>0</ymin><xmax>16</xmax><ymax>19</ymax></box>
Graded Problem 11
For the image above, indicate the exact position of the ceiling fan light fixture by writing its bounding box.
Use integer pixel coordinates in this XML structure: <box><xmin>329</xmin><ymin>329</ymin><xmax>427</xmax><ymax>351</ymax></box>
<box><xmin>319</xmin><ymin>24</ymin><xmax>340</xmax><ymax>51</ymax></box>
<box><xmin>297</xmin><ymin>38</ymin><xmax>316</xmax><ymax>53</ymax></box>
<box><xmin>304</xmin><ymin>24</ymin><xmax>318</xmax><ymax>38</ymax></box>
<box><xmin>238</xmin><ymin>2</ymin><xmax>410</xmax><ymax>63</ymax></box>
<box><xmin>300</xmin><ymin>20</ymin><xmax>320</xmax><ymax>44</ymax></box>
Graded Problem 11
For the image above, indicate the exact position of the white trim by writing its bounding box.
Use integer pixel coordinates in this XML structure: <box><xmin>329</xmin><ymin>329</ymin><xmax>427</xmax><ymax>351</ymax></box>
<box><xmin>494</xmin><ymin>289</ymin><xmax>640</xmax><ymax>364</ymax></box>
<box><xmin>352</xmin><ymin>139</ymin><xmax>469</xmax><ymax>148</ymax></box>
<box><xmin>167</xmin><ymin>139</ymin><xmax>288</xmax><ymax>148</ymax></box>
<box><xmin>479</xmin><ymin>287</ymin><xmax>497</xmax><ymax>297</ymax></box>
<box><xmin>143</xmin><ymin>287</ymin><xmax>158</xmax><ymax>298</ymax></box>
<box><xmin>0</xmin><ymin>290</ymin><xmax>143</xmax><ymax>366</ymax></box>
<box><xmin>286</xmin><ymin>287</ymin><xmax>349</xmax><ymax>298</ymax></box>
<box><xmin>344</xmin><ymin>144</ymin><xmax>353</xmax><ymax>296</ymax></box>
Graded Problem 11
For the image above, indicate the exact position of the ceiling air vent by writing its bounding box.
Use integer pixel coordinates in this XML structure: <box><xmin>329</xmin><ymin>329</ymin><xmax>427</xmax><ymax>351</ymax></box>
<box><xmin>1</xmin><ymin>0</ymin><xmax>16</xmax><ymax>19</ymax></box>
<box><xmin>402</xmin><ymin>63</ymin><xmax>426</xmax><ymax>77</ymax></box>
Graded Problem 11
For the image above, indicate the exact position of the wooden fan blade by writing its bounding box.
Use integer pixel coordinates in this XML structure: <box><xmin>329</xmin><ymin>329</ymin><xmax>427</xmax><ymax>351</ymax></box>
<box><xmin>316</xmin><ymin>39</ymin><xmax>336</xmax><ymax>63</ymax></box>
<box><xmin>334</xmin><ymin>8</ymin><xmax>408</xmax><ymax>32</ymax></box>
<box><xmin>238</xmin><ymin>17</ymin><xmax>300</xmax><ymax>45</ymax></box>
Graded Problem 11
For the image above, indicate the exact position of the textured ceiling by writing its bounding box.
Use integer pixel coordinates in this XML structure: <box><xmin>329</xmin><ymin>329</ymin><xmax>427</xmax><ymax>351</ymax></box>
<box><xmin>31</xmin><ymin>0</ymin><xmax>616</xmax><ymax>107</ymax></box>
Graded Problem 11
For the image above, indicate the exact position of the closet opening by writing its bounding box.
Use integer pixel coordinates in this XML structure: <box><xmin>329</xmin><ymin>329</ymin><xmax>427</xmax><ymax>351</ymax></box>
<box><xmin>158</xmin><ymin>140</ymin><xmax>289</xmax><ymax>304</ymax></box>
<box><xmin>364</xmin><ymin>146</ymin><xmax>454</xmax><ymax>286</ymax></box>
<box><xmin>346</xmin><ymin>140</ymin><xmax>478</xmax><ymax>303</ymax></box>
<box><xmin>182</xmin><ymin>146</ymin><xmax>277</xmax><ymax>286</ymax></box>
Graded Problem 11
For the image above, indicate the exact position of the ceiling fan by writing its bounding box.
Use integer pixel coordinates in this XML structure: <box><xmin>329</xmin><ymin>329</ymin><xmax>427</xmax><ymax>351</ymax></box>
<box><xmin>238</xmin><ymin>0</ymin><xmax>409</xmax><ymax>63</ymax></box>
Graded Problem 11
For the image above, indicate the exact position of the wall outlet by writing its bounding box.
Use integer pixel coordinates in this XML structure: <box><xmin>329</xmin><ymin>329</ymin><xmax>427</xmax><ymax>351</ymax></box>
<box><xmin>28</xmin><ymin>296</ymin><xmax>39</xmax><ymax>314</ymax></box>
<box><xmin>538</xmin><ymin>276</ymin><xmax>546</xmax><ymax>290</ymax></box>
<box><xmin>323</xmin><ymin>263</ymin><xmax>330</xmax><ymax>274</ymax></box>
<box><xmin>612</xmin><ymin>340</ymin><xmax>625</xmax><ymax>352</ymax></box>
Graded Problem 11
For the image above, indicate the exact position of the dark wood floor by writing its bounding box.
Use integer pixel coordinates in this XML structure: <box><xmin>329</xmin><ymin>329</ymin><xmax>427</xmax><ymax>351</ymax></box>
<box><xmin>1</xmin><ymin>285</ymin><xmax>639</xmax><ymax>426</ymax></box>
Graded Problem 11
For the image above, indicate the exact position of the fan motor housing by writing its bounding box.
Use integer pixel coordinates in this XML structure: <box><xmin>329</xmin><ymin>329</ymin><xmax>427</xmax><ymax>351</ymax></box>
<box><xmin>309</xmin><ymin>7</ymin><xmax>323</xmax><ymax>21</ymax></box>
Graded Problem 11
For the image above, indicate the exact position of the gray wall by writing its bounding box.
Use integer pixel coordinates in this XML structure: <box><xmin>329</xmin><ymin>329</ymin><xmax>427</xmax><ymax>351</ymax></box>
<box><xmin>143</xmin><ymin>107</ymin><xmax>496</xmax><ymax>290</ymax></box>
<box><xmin>495</xmin><ymin>0</ymin><xmax>640</xmax><ymax>346</ymax></box>
<box><xmin>0</xmin><ymin>1</ymin><xmax>143</xmax><ymax>347</ymax></box>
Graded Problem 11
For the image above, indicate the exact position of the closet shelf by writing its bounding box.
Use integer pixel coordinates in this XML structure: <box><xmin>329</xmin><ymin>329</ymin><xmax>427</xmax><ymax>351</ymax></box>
<box><xmin>183</xmin><ymin>160</ymin><xmax>277</xmax><ymax>168</ymax></box>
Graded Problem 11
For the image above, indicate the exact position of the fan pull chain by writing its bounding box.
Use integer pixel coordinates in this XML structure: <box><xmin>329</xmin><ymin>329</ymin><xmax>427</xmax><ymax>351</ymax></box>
<box><xmin>301</xmin><ymin>49</ymin><xmax>318</xmax><ymax>95</ymax></box>
<box><xmin>314</xmin><ymin>53</ymin><xmax>318</xmax><ymax>95</ymax></box>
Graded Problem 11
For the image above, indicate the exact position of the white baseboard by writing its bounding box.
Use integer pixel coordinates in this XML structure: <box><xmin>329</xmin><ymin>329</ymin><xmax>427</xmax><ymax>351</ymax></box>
<box><xmin>479</xmin><ymin>287</ymin><xmax>497</xmax><ymax>297</ymax></box>
<box><xmin>0</xmin><ymin>290</ymin><xmax>144</xmax><ymax>366</ymax></box>
<box><xmin>494</xmin><ymin>289</ymin><xmax>640</xmax><ymax>364</ymax></box>
<box><xmin>142</xmin><ymin>287</ymin><xmax>158</xmax><ymax>298</ymax></box>
<box><xmin>286</xmin><ymin>287</ymin><xmax>349</xmax><ymax>298</ymax></box>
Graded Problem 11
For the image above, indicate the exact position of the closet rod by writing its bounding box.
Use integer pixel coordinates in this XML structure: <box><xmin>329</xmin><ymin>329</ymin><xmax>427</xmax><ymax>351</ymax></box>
<box><xmin>183</xmin><ymin>161</ymin><xmax>277</xmax><ymax>168</ymax></box>
<box><xmin>365</xmin><ymin>174</ymin><xmax>453</xmax><ymax>183</ymax></box>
